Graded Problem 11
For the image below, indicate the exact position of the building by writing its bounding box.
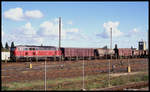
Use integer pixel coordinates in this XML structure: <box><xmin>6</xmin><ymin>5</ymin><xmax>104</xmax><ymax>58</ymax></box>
<box><xmin>1</xmin><ymin>51</ymin><xmax>10</xmax><ymax>61</ymax></box>
<box><xmin>138</xmin><ymin>41</ymin><xmax>146</xmax><ymax>50</ymax></box>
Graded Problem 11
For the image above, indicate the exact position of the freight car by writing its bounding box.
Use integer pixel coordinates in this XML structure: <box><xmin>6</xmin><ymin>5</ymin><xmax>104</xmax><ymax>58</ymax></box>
<box><xmin>60</xmin><ymin>47</ymin><xmax>95</xmax><ymax>60</ymax></box>
<box><xmin>118</xmin><ymin>48</ymin><xmax>132</xmax><ymax>58</ymax></box>
<box><xmin>114</xmin><ymin>46</ymin><xmax>148</xmax><ymax>59</ymax></box>
<box><xmin>132</xmin><ymin>49</ymin><xmax>148</xmax><ymax>58</ymax></box>
<box><xmin>96</xmin><ymin>48</ymin><xmax>115</xmax><ymax>59</ymax></box>
<box><xmin>131</xmin><ymin>50</ymin><xmax>139</xmax><ymax>58</ymax></box>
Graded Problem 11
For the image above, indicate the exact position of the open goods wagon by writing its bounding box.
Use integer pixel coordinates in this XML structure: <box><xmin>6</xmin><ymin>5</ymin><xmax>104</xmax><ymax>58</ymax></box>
<box><xmin>60</xmin><ymin>47</ymin><xmax>95</xmax><ymax>60</ymax></box>
<box><xmin>118</xmin><ymin>48</ymin><xmax>132</xmax><ymax>58</ymax></box>
<box><xmin>96</xmin><ymin>48</ymin><xmax>115</xmax><ymax>59</ymax></box>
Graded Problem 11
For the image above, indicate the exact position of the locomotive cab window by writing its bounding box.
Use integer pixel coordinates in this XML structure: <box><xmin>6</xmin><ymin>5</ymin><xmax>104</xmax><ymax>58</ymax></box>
<box><xmin>50</xmin><ymin>48</ymin><xmax>56</xmax><ymax>50</ymax></box>
<box><xmin>24</xmin><ymin>48</ymin><xmax>28</xmax><ymax>50</ymax></box>
<box><xmin>18</xmin><ymin>48</ymin><xmax>21</xmax><ymax>51</ymax></box>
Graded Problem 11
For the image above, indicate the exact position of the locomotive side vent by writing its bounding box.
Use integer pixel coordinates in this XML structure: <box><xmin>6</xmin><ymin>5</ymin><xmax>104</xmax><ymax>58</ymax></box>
<box><xmin>33</xmin><ymin>52</ymin><xmax>36</xmax><ymax>55</ymax></box>
<box><xmin>25</xmin><ymin>52</ymin><xmax>28</xmax><ymax>55</ymax></box>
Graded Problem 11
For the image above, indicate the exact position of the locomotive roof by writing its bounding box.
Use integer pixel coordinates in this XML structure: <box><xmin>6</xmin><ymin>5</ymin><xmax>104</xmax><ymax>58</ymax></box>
<box><xmin>15</xmin><ymin>45</ymin><xmax>57</xmax><ymax>48</ymax></box>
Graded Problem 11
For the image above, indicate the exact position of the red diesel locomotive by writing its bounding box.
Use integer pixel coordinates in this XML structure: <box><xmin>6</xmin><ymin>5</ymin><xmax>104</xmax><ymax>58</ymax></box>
<box><xmin>10</xmin><ymin>45</ymin><xmax>62</xmax><ymax>61</ymax></box>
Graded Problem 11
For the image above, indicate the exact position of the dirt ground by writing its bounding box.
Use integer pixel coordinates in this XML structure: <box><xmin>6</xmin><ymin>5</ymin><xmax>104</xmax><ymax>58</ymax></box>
<box><xmin>1</xmin><ymin>58</ymin><xmax>148</xmax><ymax>84</ymax></box>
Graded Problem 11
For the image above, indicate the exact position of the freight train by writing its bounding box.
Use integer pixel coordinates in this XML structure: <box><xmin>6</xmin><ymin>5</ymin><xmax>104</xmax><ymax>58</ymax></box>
<box><xmin>10</xmin><ymin>45</ymin><xmax>148</xmax><ymax>61</ymax></box>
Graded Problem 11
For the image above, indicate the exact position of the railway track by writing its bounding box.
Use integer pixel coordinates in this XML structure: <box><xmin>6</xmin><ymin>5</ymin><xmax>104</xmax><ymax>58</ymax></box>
<box><xmin>2</xmin><ymin>58</ymin><xmax>148</xmax><ymax>83</ymax></box>
<box><xmin>2</xmin><ymin>58</ymin><xmax>148</xmax><ymax>72</ymax></box>
<box><xmin>2</xmin><ymin>57</ymin><xmax>147</xmax><ymax>63</ymax></box>
<box><xmin>97</xmin><ymin>81</ymin><xmax>148</xmax><ymax>91</ymax></box>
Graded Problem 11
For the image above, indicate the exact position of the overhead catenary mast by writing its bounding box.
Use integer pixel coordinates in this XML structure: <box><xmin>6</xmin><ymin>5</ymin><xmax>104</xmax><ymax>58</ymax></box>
<box><xmin>110</xmin><ymin>27</ymin><xmax>112</xmax><ymax>49</ymax></box>
<box><xmin>108</xmin><ymin>27</ymin><xmax>112</xmax><ymax>87</ymax></box>
<box><xmin>59</xmin><ymin>17</ymin><xmax>61</xmax><ymax>49</ymax></box>
<box><xmin>59</xmin><ymin>17</ymin><xmax>62</xmax><ymax>62</ymax></box>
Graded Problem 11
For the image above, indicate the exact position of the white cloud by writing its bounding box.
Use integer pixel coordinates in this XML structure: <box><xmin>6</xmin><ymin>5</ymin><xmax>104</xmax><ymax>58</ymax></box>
<box><xmin>19</xmin><ymin>22</ymin><xmax>36</xmax><ymax>36</ymax></box>
<box><xmin>125</xmin><ymin>28</ymin><xmax>139</xmax><ymax>37</ymax></box>
<box><xmin>25</xmin><ymin>10</ymin><xmax>43</xmax><ymax>18</ymax></box>
<box><xmin>8</xmin><ymin>22</ymin><xmax>36</xmax><ymax>44</ymax></box>
<box><xmin>132</xmin><ymin>28</ymin><xmax>138</xmax><ymax>33</ymax></box>
<box><xmin>54</xmin><ymin>18</ymin><xmax>59</xmax><ymax>23</ymax></box>
<box><xmin>66</xmin><ymin>28</ymin><xmax>79</xmax><ymax>33</ymax></box>
<box><xmin>4</xmin><ymin>7</ymin><xmax>24</xmax><ymax>21</ymax></box>
<box><xmin>37</xmin><ymin>20</ymin><xmax>68</xmax><ymax>38</ymax></box>
<box><xmin>40</xmin><ymin>21</ymin><xmax>54</xmax><ymax>28</ymax></box>
<box><xmin>4</xmin><ymin>7</ymin><xmax>43</xmax><ymax>21</ymax></box>
<box><xmin>97</xmin><ymin>21</ymin><xmax>123</xmax><ymax>38</ymax></box>
<box><xmin>3</xmin><ymin>18</ymin><xmax>86</xmax><ymax>46</ymax></box>
<box><xmin>67</xmin><ymin>21</ymin><xmax>73</xmax><ymax>25</ymax></box>
<box><xmin>37</xmin><ymin>21</ymin><xmax>58</xmax><ymax>36</ymax></box>
<box><xmin>32</xmin><ymin>37</ymin><xmax>44</xmax><ymax>44</ymax></box>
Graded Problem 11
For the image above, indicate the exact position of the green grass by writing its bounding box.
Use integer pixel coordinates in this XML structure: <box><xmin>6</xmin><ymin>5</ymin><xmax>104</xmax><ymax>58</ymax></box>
<box><xmin>2</xmin><ymin>86</ymin><xmax>10</xmax><ymax>91</ymax></box>
<box><xmin>2</xmin><ymin>72</ymin><xmax>148</xmax><ymax>91</ymax></box>
<box><xmin>129</xmin><ymin>73</ymin><xmax>148</xmax><ymax>82</ymax></box>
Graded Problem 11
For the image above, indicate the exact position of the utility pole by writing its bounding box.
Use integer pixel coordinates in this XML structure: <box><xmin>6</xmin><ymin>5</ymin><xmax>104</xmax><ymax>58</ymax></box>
<box><xmin>110</xmin><ymin>27</ymin><xmax>112</xmax><ymax>49</ymax></box>
<box><xmin>59</xmin><ymin>17</ymin><xmax>61</xmax><ymax>62</ymax></box>
<box><xmin>82</xmin><ymin>56</ymin><xmax>85</xmax><ymax>90</ymax></box>
<box><xmin>45</xmin><ymin>58</ymin><xmax>47</xmax><ymax>91</ymax></box>
<box><xmin>108</xmin><ymin>27</ymin><xmax>112</xmax><ymax>87</ymax></box>
<box><xmin>59</xmin><ymin>17</ymin><xmax>61</xmax><ymax>49</ymax></box>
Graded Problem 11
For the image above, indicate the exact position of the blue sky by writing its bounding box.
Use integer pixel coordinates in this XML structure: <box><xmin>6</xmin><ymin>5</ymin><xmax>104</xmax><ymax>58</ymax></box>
<box><xmin>1</xmin><ymin>2</ymin><xmax>148</xmax><ymax>49</ymax></box>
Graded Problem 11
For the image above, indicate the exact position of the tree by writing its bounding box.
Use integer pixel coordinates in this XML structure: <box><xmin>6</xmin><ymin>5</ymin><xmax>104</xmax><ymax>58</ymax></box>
<box><xmin>102</xmin><ymin>45</ymin><xmax>107</xmax><ymax>49</ymax></box>
<box><xmin>11</xmin><ymin>41</ymin><xmax>15</xmax><ymax>48</ymax></box>
<box><xmin>5</xmin><ymin>42</ymin><xmax>9</xmax><ymax>50</ymax></box>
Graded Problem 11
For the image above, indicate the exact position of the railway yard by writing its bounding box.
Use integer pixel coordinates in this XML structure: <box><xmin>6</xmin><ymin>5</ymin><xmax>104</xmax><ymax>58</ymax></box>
<box><xmin>2</xmin><ymin>1</ymin><xmax>149</xmax><ymax>91</ymax></box>
<box><xmin>1</xmin><ymin>58</ymin><xmax>149</xmax><ymax>91</ymax></box>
